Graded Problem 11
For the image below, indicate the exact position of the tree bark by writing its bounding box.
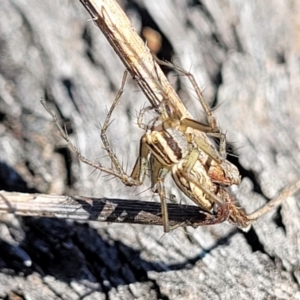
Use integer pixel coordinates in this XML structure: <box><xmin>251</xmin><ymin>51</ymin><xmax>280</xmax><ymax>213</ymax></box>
<box><xmin>0</xmin><ymin>0</ymin><xmax>300</xmax><ymax>299</ymax></box>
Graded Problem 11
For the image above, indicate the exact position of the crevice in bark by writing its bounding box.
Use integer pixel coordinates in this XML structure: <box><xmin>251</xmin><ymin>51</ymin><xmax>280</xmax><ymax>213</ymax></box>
<box><xmin>242</xmin><ymin>227</ymin><xmax>267</xmax><ymax>255</ymax></box>
<box><xmin>272</xmin><ymin>206</ymin><xmax>286</xmax><ymax>233</ymax></box>
<box><xmin>82</xmin><ymin>25</ymin><xmax>96</xmax><ymax>65</ymax></box>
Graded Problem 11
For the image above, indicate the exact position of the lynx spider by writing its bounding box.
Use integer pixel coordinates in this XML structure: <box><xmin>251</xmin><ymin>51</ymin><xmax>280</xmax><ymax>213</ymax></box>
<box><xmin>145</xmin><ymin>59</ymin><xmax>300</xmax><ymax>229</ymax></box>
<box><xmin>41</xmin><ymin>61</ymin><xmax>299</xmax><ymax>232</ymax></box>
<box><xmin>41</xmin><ymin>68</ymin><xmax>231</xmax><ymax>232</ymax></box>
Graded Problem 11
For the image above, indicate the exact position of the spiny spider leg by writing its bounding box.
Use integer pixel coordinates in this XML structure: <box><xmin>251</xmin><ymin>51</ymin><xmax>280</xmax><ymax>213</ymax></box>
<box><xmin>137</xmin><ymin>105</ymin><xmax>155</xmax><ymax>130</ymax></box>
<box><xmin>149</xmin><ymin>155</ymin><xmax>170</xmax><ymax>232</ymax></box>
<box><xmin>100</xmin><ymin>70</ymin><xmax>129</xmax><ymax>177</ymax></box>
<box><xmin>41</xmin><ymin>72</ymin><xmax>141</xmax><ymax>186</ymax></box>
<box><xmin>41</xmin><ymin>99</ymin><xmax>126</xmax><ymax>181</ymax></box>
<box><xmin>155</xmin><ymin>58</ymin><xmax>217</xmax><ymax>130</ymax></box>
<box><xmin>171</xmin><ymin>148</ymin><xmax>227</xmax><ymax>209</ymax></box>
<box><xmin>247</xmin><ymin>180</ymin><xmax>300</xmax><ymax>222</ymax></box>
<box><xmin>155</xmin><ymin>58</ymin><xmax>228</xmax><ymax>160</ymax></box>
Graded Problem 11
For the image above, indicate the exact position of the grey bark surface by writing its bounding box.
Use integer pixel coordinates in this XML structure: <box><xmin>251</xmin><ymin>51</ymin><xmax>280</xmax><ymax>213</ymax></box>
<box><xmin>0</xmin><ymin>0</ymin><xmax>300</xmax><ymax>299</ymax></box>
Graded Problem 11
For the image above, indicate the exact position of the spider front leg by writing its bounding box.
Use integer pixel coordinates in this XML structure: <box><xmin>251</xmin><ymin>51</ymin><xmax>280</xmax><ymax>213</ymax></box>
<box><xmin>130</xmin><ymin>136</ymin><xmax>172</xmax><ymax>232</ymax></box>
<box><xmin>99</xmin><ymin>70</ymin><xmax>140</xmax><ymax>185</ymax></box>
<box><xmin>155</xmin><ymin>58</ymin><xmax>219</xmax><ymax>132</ymax></box>
<box><xmin>148</xmin><ymin>155</ymin><xmax>172</xmax><ymax>232</ymax></box>
<box><xmin>41</xmin><ymin>71</ymin><xmax>142</xmax><ymax>186</ymax></box>
<box><xmin>151</xmin><ymin>154</ymin><xmax>230</xmax><ymax>231</ymax></box>
<box><xmin>171</xmin><ymin>148</ymin><xmax>229</xmax><ymax>215</ymax></box>
<box><xmin>228</xmin><ymin>180</ymin><xmax>300</xmax><ymax>229</ymax></box>
<box><xmin>156</xmin><ymin>59</ymin><xmax>229</xmax><ymax>162</ymax></box>
<box><xmin>179</xmin><ymin>118</ymin><xmax>241</xmax><ymax>186</ymax></box>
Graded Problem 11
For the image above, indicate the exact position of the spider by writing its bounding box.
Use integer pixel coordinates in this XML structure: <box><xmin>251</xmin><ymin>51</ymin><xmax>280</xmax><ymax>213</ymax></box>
<box><xmin>41</xmin><ymin>61</ymin><xmax>298</xmax><ymax>232</ymax></box>
<box><xmin>42</xmin><ymin>63</ymin><xmax>238</xmax><ymax>232</ymax></box>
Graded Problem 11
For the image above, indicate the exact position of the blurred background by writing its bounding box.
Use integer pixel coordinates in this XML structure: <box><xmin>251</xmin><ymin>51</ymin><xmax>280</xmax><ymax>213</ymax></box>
<box><xmin>1</xmin><ymin>0</ymin><xmax>300</xmax><ymax>299</ymax></box>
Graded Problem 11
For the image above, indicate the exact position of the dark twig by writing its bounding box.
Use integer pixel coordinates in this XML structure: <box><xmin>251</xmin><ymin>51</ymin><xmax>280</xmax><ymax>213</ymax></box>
<box><xmin>0</xmin><ymin>191</ymin><xmax>225</xmax><ymax>228</ymax></box>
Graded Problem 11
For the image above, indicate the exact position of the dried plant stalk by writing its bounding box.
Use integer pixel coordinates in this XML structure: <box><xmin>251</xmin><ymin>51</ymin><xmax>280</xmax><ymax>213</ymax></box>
<box><xmin>79</xmin><ymin>0</ymin><xmax>191</xmax><ymax>117</ymax></box>
<box><xmin>0</xmin><ymin>191</ymin><xmax>227</xmax><ymax>228</ymax></box>
<box><xmin>1</xmin><ymin>180</ymin><xmax>299</xmax><ymax>227</ymax></box>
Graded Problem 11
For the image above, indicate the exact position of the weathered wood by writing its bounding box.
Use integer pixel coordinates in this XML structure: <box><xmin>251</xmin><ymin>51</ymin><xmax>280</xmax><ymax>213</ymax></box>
<box><xmin>1</xmin><ymin>0</ymin><xmax>300</xmax><ymax>299</ymax></box>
